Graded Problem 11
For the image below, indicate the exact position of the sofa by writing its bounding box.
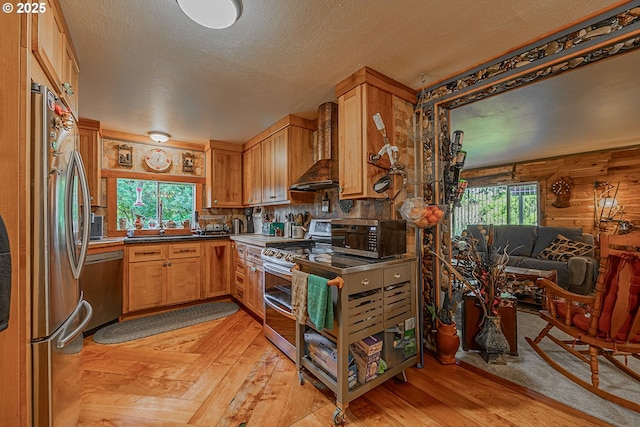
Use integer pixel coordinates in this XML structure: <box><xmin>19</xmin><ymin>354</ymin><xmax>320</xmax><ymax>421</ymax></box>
<box><xmin>463</xmin><ymin>225</ymin><xmax>599</xmax><ymax>295</ymax></box>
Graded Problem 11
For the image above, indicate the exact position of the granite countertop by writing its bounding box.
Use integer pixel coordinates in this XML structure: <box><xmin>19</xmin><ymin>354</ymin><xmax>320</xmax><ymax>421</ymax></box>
<box><xmin>230</xmin><ymin>234</ymin><xmax>310</xmax><ymax>247</ymax></box>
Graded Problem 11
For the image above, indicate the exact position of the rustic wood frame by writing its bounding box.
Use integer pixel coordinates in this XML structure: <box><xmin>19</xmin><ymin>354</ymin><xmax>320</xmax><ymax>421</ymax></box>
<box><xmin>417</xmin><ymin>3</ymin><xmax>640</xmax><ymax>341</ymax></box>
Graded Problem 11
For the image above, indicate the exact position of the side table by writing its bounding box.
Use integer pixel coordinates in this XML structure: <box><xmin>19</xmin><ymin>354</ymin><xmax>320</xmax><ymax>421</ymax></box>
<box><xmin>504</xmin><ymin>267</ymin><xmax>557</xmax><ymax>310</ymax></box>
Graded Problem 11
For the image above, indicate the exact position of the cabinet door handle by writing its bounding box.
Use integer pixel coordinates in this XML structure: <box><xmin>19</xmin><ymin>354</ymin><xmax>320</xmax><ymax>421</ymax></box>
<box><xmin>162</xmin><ymin>262</ymin><xmax>167</xmax><ymax>267</ymax></box>
<box><xmin>361</xmin><ymin>279</ymin><xmax>370</xmax><ymax>286</ymax></box>
<box><xmin>167</xmin><ymin>262</ymin><xmax>172</xmax><ymax>266</ymax></box>
<box><xmin>250</xmin><ymin>267</ymin><xmax>257</xmax><ymax>272</ymax></box>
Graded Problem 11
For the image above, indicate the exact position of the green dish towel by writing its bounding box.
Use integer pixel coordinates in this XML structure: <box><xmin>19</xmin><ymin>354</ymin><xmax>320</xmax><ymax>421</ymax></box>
<box><xmin>307</xmin><ymin>274</ymin><xmax>333</xmax><ymax>330</ymax></box>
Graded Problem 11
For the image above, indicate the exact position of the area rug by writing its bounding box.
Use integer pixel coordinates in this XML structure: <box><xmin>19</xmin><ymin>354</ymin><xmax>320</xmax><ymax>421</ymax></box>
<box><xmin>456</xmin><ymin>311</ymin><xmax>640</xmax><ymax>427</ymax></box>
<box><xmin>93</xmin><ymin>301</ymin><xmax>239</xmax><ymax>344</ymax></box>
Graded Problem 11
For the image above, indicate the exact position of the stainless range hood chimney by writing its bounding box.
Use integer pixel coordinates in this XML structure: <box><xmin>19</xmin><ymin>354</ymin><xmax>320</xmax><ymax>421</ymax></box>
<box><xmin>289</xmin><ymin>102</ymin><xmax>339</xmax><ymax>191</ymax></box>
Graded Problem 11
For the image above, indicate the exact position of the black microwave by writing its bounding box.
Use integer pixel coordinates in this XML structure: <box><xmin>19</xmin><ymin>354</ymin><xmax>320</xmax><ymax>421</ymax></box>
<box><xmin>331</xmin><ymin>219</ymin><xmax>406</xmax><ymax>259</ymax></box>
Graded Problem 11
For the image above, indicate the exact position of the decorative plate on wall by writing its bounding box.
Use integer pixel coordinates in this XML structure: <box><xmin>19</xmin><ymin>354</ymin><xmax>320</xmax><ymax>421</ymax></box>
<box><xmin>144</xmin><ymin>148</ymin><xmax>172</xmax><ymax>172</ymax></box>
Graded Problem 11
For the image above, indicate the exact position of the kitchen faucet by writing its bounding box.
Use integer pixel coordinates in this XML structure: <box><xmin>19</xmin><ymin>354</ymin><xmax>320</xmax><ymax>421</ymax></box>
<box><xmin>158</xmin><ymin>200</ymin><xmax>165</xmax><ymax>235</ymax></box>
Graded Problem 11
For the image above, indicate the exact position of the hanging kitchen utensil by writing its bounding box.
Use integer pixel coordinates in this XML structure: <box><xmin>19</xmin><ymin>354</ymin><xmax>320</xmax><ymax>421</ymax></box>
<box><xmin>373</xmin><ymin>174</ymin><xmax>392</xmax><ymax>193</ymax></box>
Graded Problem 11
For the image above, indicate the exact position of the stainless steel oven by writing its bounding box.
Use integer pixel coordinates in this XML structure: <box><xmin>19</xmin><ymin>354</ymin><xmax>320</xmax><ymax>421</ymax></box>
<box><xmin>263</xmin><ymin>262</ymin><xmax>296</xmax><ymax>360</ymax></box>
<box><xmin>262</xmin><ymin>218</ymin><xmax>332</xmax><ymax>360</ymax></box>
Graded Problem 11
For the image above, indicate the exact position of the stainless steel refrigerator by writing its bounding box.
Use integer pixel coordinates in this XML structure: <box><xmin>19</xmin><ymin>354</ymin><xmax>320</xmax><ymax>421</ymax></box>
<box><xmin>31</xmin><ymin>83</ymin><xmax>93</xmax><ymax>427</ymax></box>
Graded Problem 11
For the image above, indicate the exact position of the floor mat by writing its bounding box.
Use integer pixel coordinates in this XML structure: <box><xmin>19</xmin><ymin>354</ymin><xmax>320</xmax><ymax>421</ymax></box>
<box><xmin>93</xmin><ymin>301</ymin><xmax>239</xmax><ymax>344</ymax></box>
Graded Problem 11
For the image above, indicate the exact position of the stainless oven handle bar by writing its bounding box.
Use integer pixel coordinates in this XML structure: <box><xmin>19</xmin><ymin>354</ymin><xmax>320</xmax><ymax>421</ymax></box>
<box><xmin>264</xmin><ymin>294</ymin><xmax>296</xmax><ymax>320</ymax></box>
<box><xmin>263</xmin><ymin>263</ymin><xmax>293</xmax><ymax>279</ymax></box>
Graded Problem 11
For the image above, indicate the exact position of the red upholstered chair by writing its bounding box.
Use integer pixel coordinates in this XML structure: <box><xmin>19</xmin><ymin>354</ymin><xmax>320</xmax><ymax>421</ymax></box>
<box><xmin>526</xmin><ymin>231</ymin><xmax>640</xmax><ymax>413</ymax></box>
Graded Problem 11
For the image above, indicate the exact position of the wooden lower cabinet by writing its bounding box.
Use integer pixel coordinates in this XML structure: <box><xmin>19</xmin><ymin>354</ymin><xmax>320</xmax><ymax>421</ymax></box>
<box><xmin>166</xmin><ymin>256</ymin><xmax>201</xmax><ymax>305</ymax></box>
<box><xmin>126</xmin><ymin>242</ymin><xmax>202</xmax><ymax>314</ymax></box>
<box><xmin>128</xmin><ymin>259</ymin><xmax>165</xmax><ymax>311</ymax></box>
<box><xmin>232</xmin><ymin>242</ymin><xmax>264</xmax><ymax>318</ymax></box>
<box><xmin>245</xmin><ymin>260</ymin><xmax>264</xmax><ymax>318</ymax></box>
<box><xmin>204</xmin><ymin>240</ymin><xmax>231</xmax><ymax>298</ymax></box>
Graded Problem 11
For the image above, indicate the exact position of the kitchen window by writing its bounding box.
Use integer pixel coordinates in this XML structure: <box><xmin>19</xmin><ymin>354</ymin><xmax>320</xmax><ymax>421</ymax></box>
<box><xmin>116</xmin><ymin>179</ymin><xmax>195</xmax><ymax>230</ymax></box>
<box><xmin>452</xmin><ymin>183</ymin><xmax>539</xmax><ymax>236</ymax></box>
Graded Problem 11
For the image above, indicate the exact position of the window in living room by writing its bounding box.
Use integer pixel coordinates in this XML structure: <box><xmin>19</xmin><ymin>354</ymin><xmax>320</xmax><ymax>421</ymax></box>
<box><xmin>453</xmin><ymin>183</ymin><xmax>539</xmax><ymax>235</ymax></box>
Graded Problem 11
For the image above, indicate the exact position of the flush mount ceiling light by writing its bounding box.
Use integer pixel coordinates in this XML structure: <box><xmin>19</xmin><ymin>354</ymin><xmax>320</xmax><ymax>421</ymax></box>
<box><xmin>177</xmin><ymin>0</ymin><xmax>242</xmax><ymax>29</ymax></box>
<box><xmin>148</xmin><ymin>131</ymin><xmax>170</xmax><ymax>143</ymax></box>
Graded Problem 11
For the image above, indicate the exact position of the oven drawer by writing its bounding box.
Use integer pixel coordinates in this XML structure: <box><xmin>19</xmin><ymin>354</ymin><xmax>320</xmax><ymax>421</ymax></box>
<box><xmin>347</xmin><ymin>270</ymin><xmax>383</xmax><ymax>295</ymax></box>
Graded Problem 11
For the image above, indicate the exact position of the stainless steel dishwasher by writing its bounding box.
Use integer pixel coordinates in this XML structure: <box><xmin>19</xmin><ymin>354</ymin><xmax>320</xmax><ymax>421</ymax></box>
<box><xmin>80</xmin><ymin>250</ymin><xmax>124</xmax><ymax>334</ymax></box>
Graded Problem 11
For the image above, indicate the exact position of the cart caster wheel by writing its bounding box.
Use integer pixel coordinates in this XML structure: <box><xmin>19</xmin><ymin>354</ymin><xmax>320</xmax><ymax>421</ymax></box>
<box><xmin>332</xmin><ymin>408</ymin><xmax>345</xmax><ymax>425</ymax></box>
<box><xmin>298</xmin><ymin>372</ymin><xmax>304</xmax><ymax>385</ymax></box>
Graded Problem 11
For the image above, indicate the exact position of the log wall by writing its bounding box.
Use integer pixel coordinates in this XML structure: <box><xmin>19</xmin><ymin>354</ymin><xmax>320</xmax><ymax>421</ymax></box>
<box><xmin>461</xmin><ymin>146</ymin><xmax>640</xmax><ymax>236</ymax></box>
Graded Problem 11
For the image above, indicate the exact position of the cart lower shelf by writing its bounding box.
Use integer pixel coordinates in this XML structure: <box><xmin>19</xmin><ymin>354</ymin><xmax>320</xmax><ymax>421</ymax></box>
<box><xmin>298</xmin><ymin>353</ymin><xmax>417</xmax><ymax>424</ymax></box>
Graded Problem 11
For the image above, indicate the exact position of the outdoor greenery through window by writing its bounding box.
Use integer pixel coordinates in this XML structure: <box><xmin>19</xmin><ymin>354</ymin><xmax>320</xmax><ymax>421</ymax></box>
<box><xmin>116</xmin><ymin>179</ymin><xmax>195</xmax><ymax>230</ymax></box>
<box><xmin>452</xmin><ymin>183</ymin><xmax>539</xmax><ymax>236</ymax></box>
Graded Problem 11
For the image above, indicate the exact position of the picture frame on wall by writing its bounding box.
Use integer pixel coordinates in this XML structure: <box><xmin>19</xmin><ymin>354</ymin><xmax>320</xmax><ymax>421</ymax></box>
<box><xmin>117</xmin><ymin>144</ymin><xmax>133</xmax><ymax>168</ymax></box>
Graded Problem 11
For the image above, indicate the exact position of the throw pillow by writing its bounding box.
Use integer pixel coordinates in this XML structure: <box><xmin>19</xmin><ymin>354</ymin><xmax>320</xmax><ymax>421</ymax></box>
<box><xmin>538</xmin><ymin>234</ymin><xmax>594</xmax><ymax>262</ymax></box>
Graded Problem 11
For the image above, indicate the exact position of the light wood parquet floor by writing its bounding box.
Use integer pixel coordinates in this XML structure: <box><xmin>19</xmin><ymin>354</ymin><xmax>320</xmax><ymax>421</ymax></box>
<box><xmin>80</xmin><ymin>307</ymin><xmax>611</xmax><ymax>426</ymax></box>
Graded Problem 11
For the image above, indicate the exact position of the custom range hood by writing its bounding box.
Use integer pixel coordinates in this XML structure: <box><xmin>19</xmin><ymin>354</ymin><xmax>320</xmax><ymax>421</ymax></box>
<box><xmin>289</xmin><ymin>102</ymin><xmax>339</xmax><ymax>191</ymax></box>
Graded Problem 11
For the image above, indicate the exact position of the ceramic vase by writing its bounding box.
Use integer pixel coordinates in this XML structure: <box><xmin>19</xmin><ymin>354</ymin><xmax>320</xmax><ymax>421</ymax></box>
<box><xmin>435</xmin><ymin>319</ymin><xmax>460</xmax><ymax>365</ymax></box>
<box><xmin>475</xmin><ymin>315</ymin><xmax>510</xmax><ymax>364</ymax></box>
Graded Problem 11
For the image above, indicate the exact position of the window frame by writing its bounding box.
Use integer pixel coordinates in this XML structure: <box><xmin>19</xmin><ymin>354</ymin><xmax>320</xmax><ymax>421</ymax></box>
<box><xmin>452</xmin><ymin>181</ymin><xmax>540</xmax><ymax>236</ymax></box>
<box><xmin>104</xmin><ymin>170</ymin><xmax>205</xmax><ymax>237</ymax></box>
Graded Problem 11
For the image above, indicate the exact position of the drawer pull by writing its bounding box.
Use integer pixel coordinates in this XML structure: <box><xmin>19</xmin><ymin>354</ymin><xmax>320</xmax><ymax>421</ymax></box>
<box><xmin>394</xmin><ymin>273</ymin><xmax>402</xmax><ymax>279</ymax></box>
<box><xmin>177</xmin><ymin>249</ymin><xmax>196</xmax><ymax>253</ymax></box>
<box><xmin>361</xmin><ymin>279</ymin><xmax>370</xmax><ymax>286</ymax></box>
<box><xmin>140</xmin><ymin>251</ymin><xmax>159</xmax><ymax>255</ymax></box>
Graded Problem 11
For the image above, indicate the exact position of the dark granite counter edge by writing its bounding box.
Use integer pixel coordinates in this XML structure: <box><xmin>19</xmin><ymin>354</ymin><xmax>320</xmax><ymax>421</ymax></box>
<box><xmin>123</xmin><ymin>235</ymin><xmax>231</xmax><ymax>244</ymax></box>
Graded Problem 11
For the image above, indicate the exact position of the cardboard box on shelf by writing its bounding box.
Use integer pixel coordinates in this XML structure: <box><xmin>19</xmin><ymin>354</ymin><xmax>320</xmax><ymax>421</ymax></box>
<box><xmin>306</xmin><ymin>332</ymin><xmax>356</xmax><ymax>381</ymax></box>
<box><xmin>352</xmin><ymin>334</ymin><xmax>383</xmax><ymax>356</ymax></box>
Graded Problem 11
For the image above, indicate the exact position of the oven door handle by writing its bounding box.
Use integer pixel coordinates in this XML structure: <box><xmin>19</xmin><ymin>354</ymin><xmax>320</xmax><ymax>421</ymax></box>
<box><xmin>263</xmin><ymin>263</ymin><xmax>293</xmax><ymax>279</ymax></box>
<box><xmin>264</xmin><ymin>294</ymin><xmax>296</xmax><ymax>320</ymax></box>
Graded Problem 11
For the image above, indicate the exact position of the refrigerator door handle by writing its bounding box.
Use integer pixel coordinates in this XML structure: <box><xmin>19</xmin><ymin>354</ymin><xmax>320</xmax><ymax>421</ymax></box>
<box><xmin>65</xmin><ymin>150</ymin><xmax>91</xmax><ymax>278</ymax></box>
<box><xmin>56</xmin><ymin>298</ymin><xmax>93</xmax><ymax>349</ymax></box>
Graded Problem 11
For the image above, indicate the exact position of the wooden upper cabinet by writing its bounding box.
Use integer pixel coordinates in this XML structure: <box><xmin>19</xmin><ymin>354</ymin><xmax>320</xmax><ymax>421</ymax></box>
<box><xmin>32</xmin><ymin>0</ymin><xmax>64</xmax><ymax>85</ymax></box>
<box><xmin>77</xmin><ymin>118</ymin><xmax>103</xmax><ymax>207</ymax></box>
<box><xmin>242</xmin><ymin>143</ymin><xmax>262</xmax><ymax>205</ymax></box>
<box><xmin>61</xmin><ymin>37</ymin><xmax>79</xmax><ymax>118</ymax></box>
<box><xmin>261</xmin><ymin>129</ymin><xmax>288</xmax><ymax>203</ymax></box>
<box><xmin>243</xmin><ymin>115</ymin><xmax>315</xmax><ymax>206</ymax></box>
<box><xmin>336</xmin><ymin>67</ymin><xmax>415</xmax><ymax>200</ymax></box>
<box><xmin>206</xmin><ymin>141</ymin><xmax>243</xmax><ymax>208</ymax></box>
<box><xmin>32</xmin><ymin>0</ymin><xmax>80</xmax><ymax>118</ymax></box>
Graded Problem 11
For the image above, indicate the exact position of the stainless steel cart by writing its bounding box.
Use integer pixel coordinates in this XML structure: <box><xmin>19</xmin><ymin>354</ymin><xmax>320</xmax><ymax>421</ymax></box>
<box><xmin>295</xmin><ymin>257</ymin><xmax>418</xmax><ymax>425</ymax></box>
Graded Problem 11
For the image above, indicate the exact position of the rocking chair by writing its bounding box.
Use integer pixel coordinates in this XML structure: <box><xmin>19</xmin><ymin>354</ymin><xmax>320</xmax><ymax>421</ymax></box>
<box><xmin>526</xmin><ymin>231</ymin><xmax>640</xmax><ymax>413</ymax></box>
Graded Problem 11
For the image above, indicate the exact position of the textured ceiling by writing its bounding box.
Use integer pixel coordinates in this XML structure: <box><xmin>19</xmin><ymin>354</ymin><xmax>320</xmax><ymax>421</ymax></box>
<box><xmin>58</xmin><ymin>0</ymin><xmax>635</xmax><ymax>168</ymax></box>
<box><xmin>451</xmin><ymin>48</ymin><xmax>640</xmax><ymax>169</ymax></box>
